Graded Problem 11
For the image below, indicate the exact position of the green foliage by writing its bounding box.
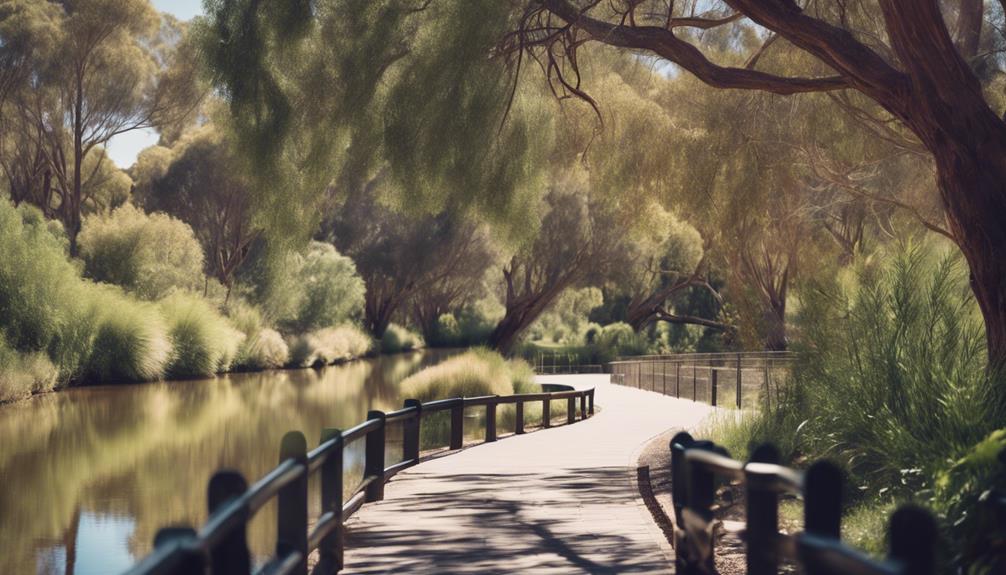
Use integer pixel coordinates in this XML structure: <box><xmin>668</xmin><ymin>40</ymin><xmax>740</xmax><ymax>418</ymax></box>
<box><xmin>287</xmin><ymin>242</ymin><xmax>365</xmax><ymax>332</ymax></box>
<box><xmin>0</xmin><ymin>201</ymin><xmax>80</xmax><ymax>363</ymax></box>
<box><xmin>529</xmin><ymin>287</ymin><xmax>604</xmax><ymax>344</ymax></box>
<box><xmin>0</xmin><ymin>334</ymin><xmax>58</xmax><ymax>403</ymax></box>
<box><xmin>159</xmin><ymin>293</ymin><xmax>245</xmax><ymax>378</ymax></box>
<box><xmin>399</xmin><ymin>348</ymin><xmax>532</xmax><ymax>402</ymax></box>
<box><xmin>427</xmin><ymin>302</ymin><xmax>501</xmax><ymax>348</ymax></box>
<box><xmin>380</xmin><ymin>323</ymin><xmax>423</xmax><ymax>354</ymax></box>
<box><xmin>933</xmin><ymin>430</ymin><xmax>1006</xmax><ymax>574</ymax></box>
<box><xmin>237</xmin><ymin>328</ymin><xmax>289</xmax><ymax>371</ymax></box>
<box><xmin>78</xmin><ymin>204</ymin><xmax>205</xmax><ymax>300</ymax></box>
<box><xmin>79</xmin><ymin>284</ymin><xmax>171</xmax><ymax>383</ymax></box>
<box><xmin>288</xmin><ymin>325</ymin><xmax>372</xmax><ymax>368</ymax></box>
<box><xmin>794</xmin><ymin>243</ymin><xmax>996</xmax><ymax>495</ymax></box>
<box><xmin>709</xmin><ymin>242</ymin><xmax>1004</xmax><ymax>566</ymax></box>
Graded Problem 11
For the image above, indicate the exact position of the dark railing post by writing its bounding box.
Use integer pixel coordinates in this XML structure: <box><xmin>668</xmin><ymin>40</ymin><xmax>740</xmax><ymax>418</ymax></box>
<box><xmin>670</xmin><ymin>433</ymin><xmax>694</xmax><ymax>572</ymax></box>
<box><xmin>579</xmin><ymin>392</ymin><xmax>587</xmax><ymax>420</ymax></box>
<box><xmin>543</xmin><ymin>396</ymin><xmax>551</xmax><ymax>428</ymax></box>
<box><xmin>685</xmin><ymin>444</ymin><xmax>717</xmax><ymax>575</ymax></box>
<box><xmin>403</xmin><ymin>400</ymin><xmax>421</xmax><ymax>463</ymax></box>
<box><xmin>486</xmin><ymin>397</ymin><xmax>498</xmax><ymax>442</ymax></box>
<box><xmin>567</xmin><ymin>396</ymin><xmax>576</xmax><ymax>424</ymax></box>
<box><xmin>277</xmin><ymin>431</ymin><xmax>308</xmax><ymax>575</ymax></box>
<box><xmin>318</xmin><ymin>428</ymin><xmax>344</xmax><ymax>574</ymax></box>
<box><xmin>710</xmin><ymin>368</ymin><xmax>718</xmax><ymax>406</ymax></box>
<box><xmin>692</xmin><ymin>363</ymin><xmax>697</xmax><ymax>400</ymax></box>
<box><xmin>745</xmin><ymin>444</ymin><xmax>780</xmax><ymax>575</ymax></box>
<box><xmin>515</xmin><ymin>399</ymin><xmax>525</xmax><ymax>434</ymax></box>
<box><xmin>450</xmin><ymin>400</ymin><xmax>464</xmax><ymax>450</ymax></box>
<box><xmin>736</xmin><ymin>353</ymin><xmax>743</xmax><ymax>408</ymax></box>
<box><xmin>662</xmin><ymin>360</ymin><xmax>667</xmax><ymax>395</ymax></box>
<box><xmin>888</xmin><ymin>506</ymin><xmax>938</xmax><ymax>575</ymax></box>
<box><xmin>364</xmin><ymin>411</ymin><xmax>386</xmax><ymax>502</ymax></box>
<box><xmin>804</xmin><ymin>460</ymin><xmax>842</xmax><ymax>538</ymax></box>
<box><xmin>151</xmin><ymin>527</ymin><xmax>204</xmax><ymax>573</ymax></box>
<box><xmin>207</xmin><ymin>470</ymin><xmax>250</xmax><ymax>575</ymax></box>
<box><xmin>676</xmin><ymin>362</ymin><xmax>681</xmax><ymax>398</ymax></box>
<box><xmin>588</xmin><ymin>389</ymin><xmax>595</xmax><ymax>415</ymax></box>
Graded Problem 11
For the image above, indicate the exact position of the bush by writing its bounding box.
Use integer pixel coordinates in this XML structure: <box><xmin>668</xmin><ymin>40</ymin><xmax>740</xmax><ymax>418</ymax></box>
<box><xmin>78</xmin><ymin>204</ymin><xmax>204</xmax><ymax>300</ymax></box>
<box><xmin>241</xmin><ymin>328</ymin><xmax>290</xmax><ymax>370</ymax></box>
<box><xmin>792</xmin><ymin>243</ymin><xmax>997</xmax><ymax>497</ymax></box>
<box><xmin>0</xmin><ymin>202</ymin><xmax>81</xmax><ymax>368</ymax></box>
<box><xmin>79</xmin><ymin>284</ymin><xmax>172</xmax><ymax>383</ymax></box>
<box><xmin>0</xmin><ymin>334</ymin><xmax>59</xmax><ymax>403</ymax></box>
<box><xmin>159</xmin><ymin>293</ymin><xmax>245</xmax><ymax>378</ymax></box>
<box><xmin>287</xmin><ymin>242</ymin><xmax>365</xmax><ymax>332</ymax></box>
<box><xmin>426</xmin><ymin>304</ymin><xmax>499</xmax><ymax>347</ymax></box>
<box><xmin>288</xmin><ymin>325</ymin><xmax>372</xmax><ymax>367</ymax></box>
<box><xmin>712</xmin><ymin>242</ymin><xmax>1005</xmax><ymax>568</ymax></box>
<box><xmin>380</xmin><ymin>323</ymin><xmax>423</xmax><ymax>353</ymax></box>
<box><xmin>399</xmin><ymin>348</ymin><xmax>532</xmax><ymax>402</ymax></box>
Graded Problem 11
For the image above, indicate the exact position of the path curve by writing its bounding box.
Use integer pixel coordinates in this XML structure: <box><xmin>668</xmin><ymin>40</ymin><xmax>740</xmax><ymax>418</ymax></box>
<box><xmin>341</xmin><ymin>375</ymin><xmax>714</xmax><ymax>574</ymax></box>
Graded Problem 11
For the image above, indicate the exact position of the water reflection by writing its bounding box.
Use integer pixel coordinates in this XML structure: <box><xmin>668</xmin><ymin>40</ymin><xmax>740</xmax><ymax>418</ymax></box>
<box><xmin>0</xmin><ymin>350</ymin><xmax>456</xmax><ymax>575</ymax></box>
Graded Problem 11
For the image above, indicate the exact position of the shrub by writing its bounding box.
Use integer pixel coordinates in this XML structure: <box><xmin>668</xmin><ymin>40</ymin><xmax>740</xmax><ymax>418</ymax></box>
<box><xmin>159</xmin><ymin>293</ymin><xmax>245</xmax><ymax>378</ymax></box>
<box><xmin>399</xmin><ymin>348</ymin><xmax>531</xmax><ymax>402</ymax></box>
<box><xmin>792</xmin><ymin>243</ymin><xmax>997</xmax><ymax>497</ymax></box>
<box><xmin>78</xmin><ymin>204</ymin><xmax>204</xmax><ymax>300</ymax></box>
<box><xmin>80</xmin><ymin>284</ymin><xmax>172</xmax><ymax>382</ymax></box>
<box><xmin>380</xmin><ymin>323</ymin><xmax>423</xmax><ymax>353</ymax></box>
<box><xmin>0</xmin><ymin>334</ymin><xmax>59</xmax><ymax>403</ymax></box>
<box><xmin>0</xmin><ymin>201</ymin><xmax>81</xmax><ymax>366</ymax></box>
<box><xmin>288</xmin><ymin>242</ymin><xmax>366</xmax><ymax>332</ymax></box>
<box><xmin>240</xmin><ymin>328</ymin><xmax>289</xmax><ymax>370</ymax></box>
<box><xmin>288</xmin><ymin>325</ymin><xmax>372</xmax><ymax>367</ymax></box>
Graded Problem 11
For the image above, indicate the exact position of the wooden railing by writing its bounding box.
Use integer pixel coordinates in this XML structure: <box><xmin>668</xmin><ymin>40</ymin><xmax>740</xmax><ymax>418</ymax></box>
<box><xmin>124</xmin><ymin>385</ymin><xmax>595</xmax><ymax>575</ymax></box>
<box><xmin>610</xmin><ymin>351</ymin><xmax>797</xmax><ymax>408</ymax></box>
<box><xmin>670</xmin><ymin>432</ymin><xmax>939</xmax><ymax>575</ymax></box>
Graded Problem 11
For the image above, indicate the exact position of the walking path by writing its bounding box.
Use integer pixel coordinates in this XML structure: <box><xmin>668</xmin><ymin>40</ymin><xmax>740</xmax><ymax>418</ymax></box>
<box><xmin>341</xmin><ymin>375</ymin><xmax>715</xmax><ymax>574</ymax></box>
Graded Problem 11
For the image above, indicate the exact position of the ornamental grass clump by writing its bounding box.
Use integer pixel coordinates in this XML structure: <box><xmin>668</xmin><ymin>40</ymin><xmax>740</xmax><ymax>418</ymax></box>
<box><xmin>159</xmin><ymin>293</ymin><xmax>245</xmax><ymax>378</ymax></box>
<box><xmin>79</xmin><ymin>284</ymin><xmax>172</xmax><ymax>383</ymax></box>
<box><xmin>380</xmin><ymin>323</ymin><xmax>423</xmax><ymax>353</ymax></box>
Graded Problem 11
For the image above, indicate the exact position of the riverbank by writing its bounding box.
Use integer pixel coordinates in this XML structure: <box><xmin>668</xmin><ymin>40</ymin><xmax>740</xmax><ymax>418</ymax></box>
<box><xmin>0</xmin><ymin>349</ymin><xmax>462</xmax><ymax>574</ymax></box>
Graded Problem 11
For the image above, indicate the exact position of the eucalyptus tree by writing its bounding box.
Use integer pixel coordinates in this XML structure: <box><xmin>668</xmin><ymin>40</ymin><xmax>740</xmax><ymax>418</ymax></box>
<box><xmin>0</xmin><ymin>0</ymin><xmax>201</xmax><ymax>254</ymax></box>
<box><xmin>323</xmin><ymin>182</ymin><xmax>500</xmax><ymax>339</ymax></box>
<box><xmin>513</xmin><ymin>0</ymin><xmax>1006</xmax><ymax>367</ymax></box>
<box><xmin>488</xmin><ymin>169</ymin><xmax>631</xmax><ymax>354</ymax></box>
<box><xmin>408</xmin><ymin>223</ymin><xmax>500</xmax><ymax>342</ymax></box>
<box><xmin>138</xmin><ymin>124</ymin><xmax>260</xmax><ymax>297</ymax></box>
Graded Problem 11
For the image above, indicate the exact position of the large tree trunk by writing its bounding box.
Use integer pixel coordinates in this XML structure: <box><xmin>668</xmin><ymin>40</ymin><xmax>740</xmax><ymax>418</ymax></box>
<box><xmin>488</xmin><ymin>312</ymin><xmax>529</xmax><ymax>357</ymax></box>
<box><xmin>933</xmin><ymin>143</ymin><xmax>1006</xmax><ymax>370</ymax></box>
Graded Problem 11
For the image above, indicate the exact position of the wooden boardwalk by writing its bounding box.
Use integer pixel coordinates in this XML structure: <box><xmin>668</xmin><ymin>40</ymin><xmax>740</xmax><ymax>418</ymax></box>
<box><xmin>341</xmin><ymin>375</ymin><xmax>714</xmax><ymax>574</ymax></box>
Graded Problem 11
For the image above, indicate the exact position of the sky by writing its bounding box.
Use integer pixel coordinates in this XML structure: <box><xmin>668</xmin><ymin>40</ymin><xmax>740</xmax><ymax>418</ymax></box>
<box><xmin>104</xmin><ymin>0</ymin><xmax>206</xmax><ymax>169</ymax></box>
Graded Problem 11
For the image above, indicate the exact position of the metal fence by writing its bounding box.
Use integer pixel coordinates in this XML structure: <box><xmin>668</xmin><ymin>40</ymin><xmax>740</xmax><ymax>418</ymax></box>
<box><xmin>533</xmin><ymin>351</ymin><xmax>606</xmax><ymax>374</ymax></box>
<box><xmin>609</xmin><ymin>351</ymin><xmax>797</xmax><ymax>408</ymax></box>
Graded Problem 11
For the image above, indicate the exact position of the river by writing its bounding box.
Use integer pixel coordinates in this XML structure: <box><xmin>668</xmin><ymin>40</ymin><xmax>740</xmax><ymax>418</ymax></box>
<box><xmin>0</xmin><ymin>349</ymin><xmax>460</xmax><ymax>575</ymax></box>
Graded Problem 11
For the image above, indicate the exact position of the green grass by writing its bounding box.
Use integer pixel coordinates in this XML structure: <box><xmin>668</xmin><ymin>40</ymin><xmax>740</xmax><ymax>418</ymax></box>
<box><xmin>159</xmin><ymin>293</ymin><xmax>245</xmax><ymax>378</ymax></box>
<box><xmin>380</xmin><ymin>323</ymin><xmax>423</xmax><ymax>354</ymax></box>
<box><xmin>399</xmin><ymin>348</ymin><xmax>529</xmax><ymax>401</ymax></box>
<box><xmin>288</xmin><ymin>324</ymin><xmax>372</xmax><ymax>367</ymax></box>
<box><xmin>704</xmin><ymin>242</ymin><xmax>1006</xmax><ymax>570</ymax></box>
<box><xmin>80</xmin><ymin>284</ymin><xmax>172</xmax><ymax>383</ymax></box>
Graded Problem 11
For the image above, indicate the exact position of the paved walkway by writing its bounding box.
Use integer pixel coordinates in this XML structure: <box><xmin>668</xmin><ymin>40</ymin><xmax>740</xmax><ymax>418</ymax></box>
<box><xmin>342</xmin><ymin>375</ymin><xmax>714</xmax><ymax>574</ymax></box>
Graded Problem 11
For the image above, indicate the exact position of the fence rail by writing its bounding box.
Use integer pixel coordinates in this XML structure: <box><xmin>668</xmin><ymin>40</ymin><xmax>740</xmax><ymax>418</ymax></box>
<box><xmin>609</xmin><ymin>351</ymin><xmax>797</xmax><ymax>408</ymax></box>
<box><xmin>671</xmin><ymin>432</ymin><xmax>940</xmax><ymax>575</ymax></box>
<box><xmin>533</xmin><ymin>351</ymin><xmax>606</xmax><ymax>374</ymax></box>
<box><xmin>124</xmin><ymin>385</ymin><xmax>595</xmax><ymax>575</ymax></box>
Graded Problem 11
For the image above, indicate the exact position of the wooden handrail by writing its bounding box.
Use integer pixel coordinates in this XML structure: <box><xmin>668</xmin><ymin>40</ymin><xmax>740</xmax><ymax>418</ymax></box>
<box><xmin>671</xmin><ymin>432</ymin><xmax>940</xmax><ymax>575</ymax></box>
<box><xmin>124</xmin><ymin>384</ymin><xmax>596</xmax><ymax>575</ymax></box>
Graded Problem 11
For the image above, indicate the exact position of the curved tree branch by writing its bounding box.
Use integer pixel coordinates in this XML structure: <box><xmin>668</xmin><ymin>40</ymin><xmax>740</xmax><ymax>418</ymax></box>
<box><xmin>535</xmin><ymin>0</ymin><xmax>851</xmax><ymax>95</ymax></box>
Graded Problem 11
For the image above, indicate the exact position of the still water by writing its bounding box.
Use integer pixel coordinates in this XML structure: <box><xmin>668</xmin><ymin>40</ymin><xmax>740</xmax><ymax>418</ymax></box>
<box><xmin>0</xmin><ymin>350</ymin><xmax>458</xmax><ymax>574</ymax></box>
